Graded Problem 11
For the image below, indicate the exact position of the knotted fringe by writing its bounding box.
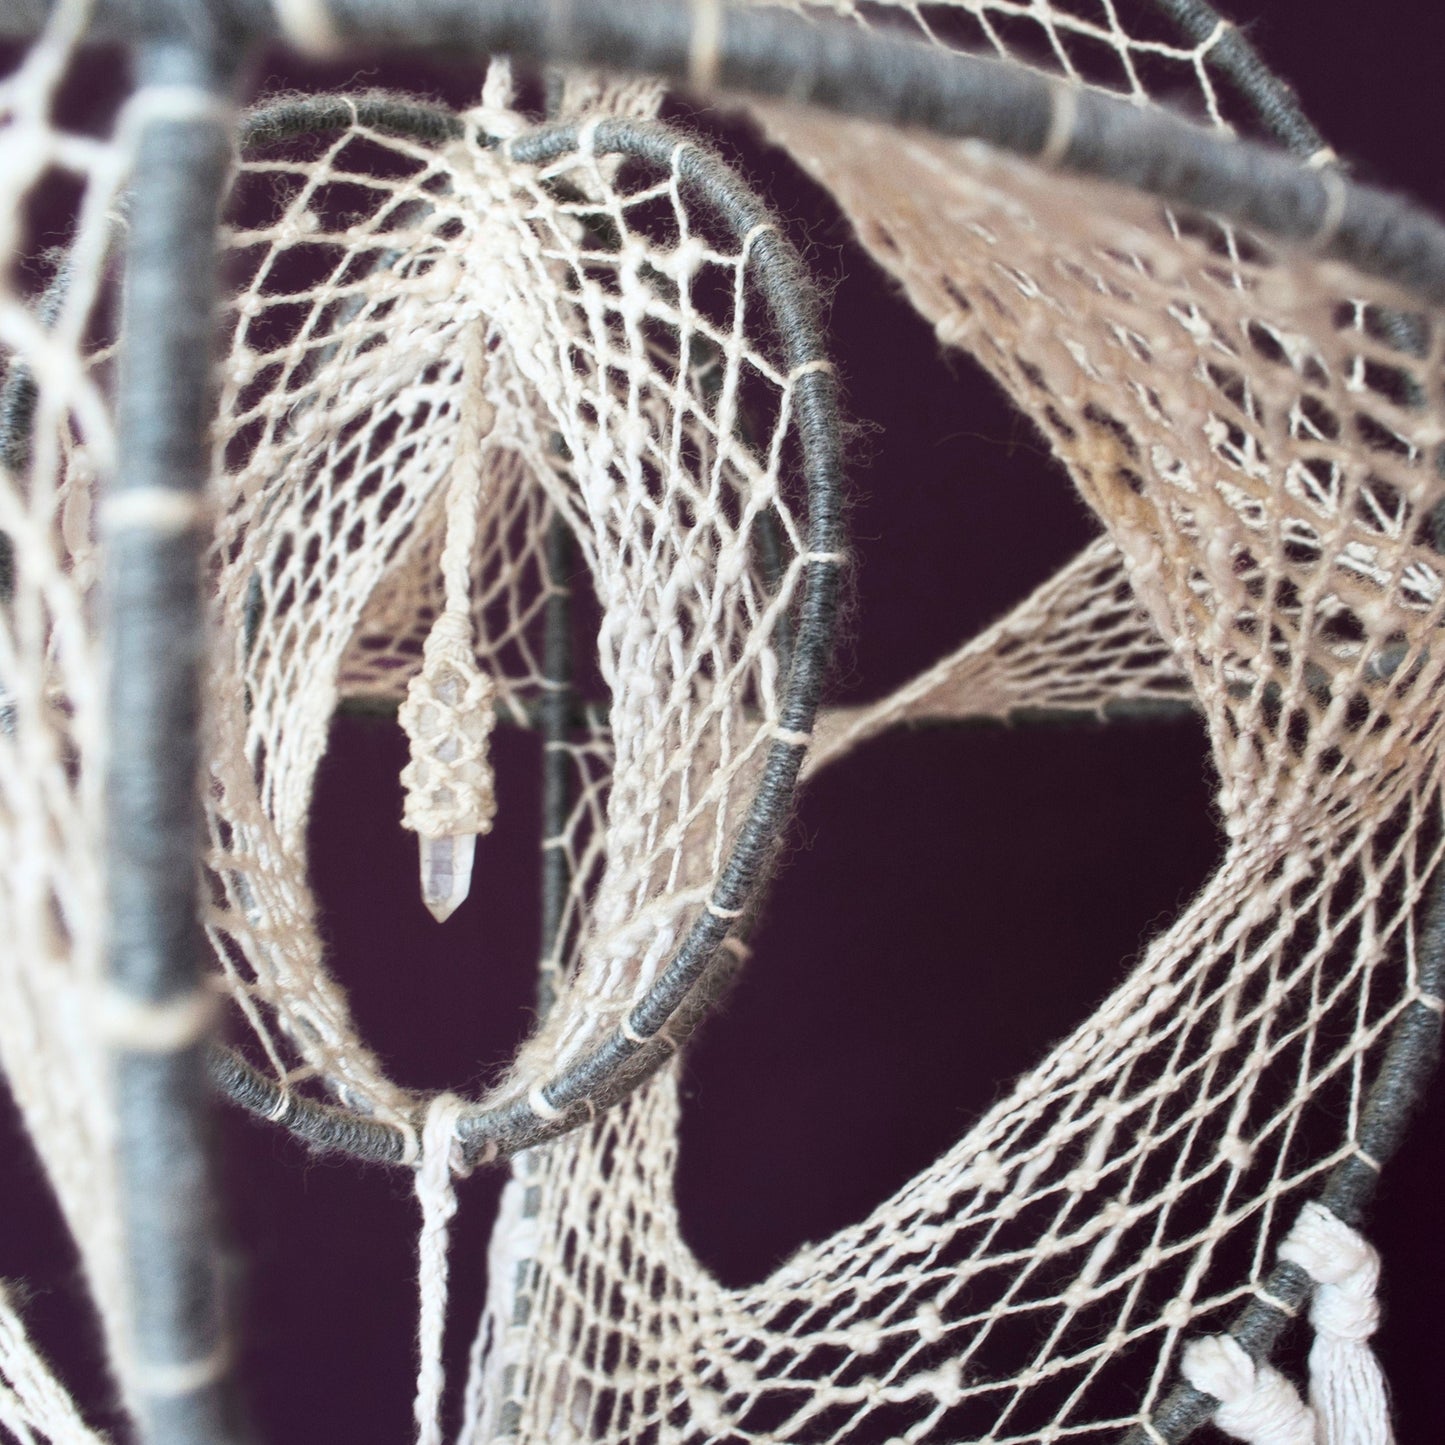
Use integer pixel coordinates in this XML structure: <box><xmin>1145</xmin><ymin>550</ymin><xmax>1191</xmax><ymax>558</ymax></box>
<box><xmin>1279</xmin><ymin>1201</ymin><xmax>1394</xmax><ymax>1445</ymax></box>
<box><xmin>1181</xmin><ymin>1203</ymin><xmax>1394</xmax><ymax>1445</ymax></box>
<box><xmin>415</xmin><ymin>1093</ymin><xmax>467</xmax><ymax>1445</ymax></box>
<box><xmin>1181</xmin><ymin>1334</ymin><xmax>1316</xmax><ymax>1445</ymax></box>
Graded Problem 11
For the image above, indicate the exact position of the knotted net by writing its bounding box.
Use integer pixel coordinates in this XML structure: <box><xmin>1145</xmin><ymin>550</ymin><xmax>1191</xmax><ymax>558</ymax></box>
<box><xmin>1</xmin><ymin>0</ymin><xmax>1443</xmax><ymax>1442</ymax></box>
<box><xmin>204</xmin><ymin>85</ymin><xmax>841</xmax><ymax>1138</ymax></box>
<box><xmin>467</xmin><ymin>130</ymin><xmax>1445</xmax><ymax>1445</ymax></box>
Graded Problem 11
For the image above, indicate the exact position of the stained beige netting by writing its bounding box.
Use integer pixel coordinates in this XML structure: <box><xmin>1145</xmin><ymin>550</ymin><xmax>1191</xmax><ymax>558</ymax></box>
<box><xmin>462</xmin><ymin>139</ymin><xmax>1445</xmax><ymax>1444</ymax></box>
<box><xmin>2</xmin><ymin>0</ymin><xmax>1443</xmax><ymax>1443</ymax></box>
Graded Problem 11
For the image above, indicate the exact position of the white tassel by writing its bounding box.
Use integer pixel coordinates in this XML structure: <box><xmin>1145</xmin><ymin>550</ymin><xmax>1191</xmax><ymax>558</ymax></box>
<box><xmin>1180</xmin><ymin>1334</ymin><xmax>1317</xmax><ymax>1445</ymax></box>
<box><xmin>1278</xmin><ymin>1202</ymin><xmax>1394</xmax><ymax>1445</ymax></box>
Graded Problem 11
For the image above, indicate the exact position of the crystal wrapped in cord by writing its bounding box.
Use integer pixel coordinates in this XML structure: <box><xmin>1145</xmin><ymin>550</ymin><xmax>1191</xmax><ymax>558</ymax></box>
<box><xmin>398</xmin><ymin>613</ymin><xmax>499</xmax><ymax>922</ymax></box>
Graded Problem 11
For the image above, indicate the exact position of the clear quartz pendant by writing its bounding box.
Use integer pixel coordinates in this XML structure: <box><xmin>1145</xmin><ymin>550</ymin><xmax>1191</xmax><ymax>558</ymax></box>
<box><xmin>419</xmin><ymin>830</ymin><xmax>476</xmax><ymax>923</ymax></box>
<box><xmin>417</xmin><ymin>672</ymin><xmax>477</xmax><ymax>922</ymax></box>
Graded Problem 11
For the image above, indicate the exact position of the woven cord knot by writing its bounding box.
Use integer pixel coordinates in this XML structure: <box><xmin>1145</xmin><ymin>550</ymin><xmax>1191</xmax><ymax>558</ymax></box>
<box><xmin>399</xmin><ymin>628</ymin><xmax>499</xmax><ymax>840</ymax></box>
<box><xmin>1278</xmin><ymin>1202</ymin><xmax>1394</xmax><ymax>1445</ymax></box>
<box><xmin>1180</xmin><ymin>1334</ymin><xmax>1317</xmax><ymax>1445</ymax></box>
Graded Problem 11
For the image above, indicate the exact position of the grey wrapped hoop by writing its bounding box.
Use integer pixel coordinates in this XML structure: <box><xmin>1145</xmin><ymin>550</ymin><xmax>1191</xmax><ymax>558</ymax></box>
<box><xmin>3</xmin><ymin>7</ymin><xmax>1445</xmax><ymax>1444</ymax></box>
<box><xmin>205</xmin><ymin>102</ymin><xmax>848</xmax><ymax>1169</ymax></box>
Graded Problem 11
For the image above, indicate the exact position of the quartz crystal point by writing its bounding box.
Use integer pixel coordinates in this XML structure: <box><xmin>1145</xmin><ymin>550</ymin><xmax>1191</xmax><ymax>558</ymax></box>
<box><xmin>400</xmin><ymin>660</ymin><xmax>496</xmax><ymax>923</ymax></box>
<box><xmin>419</xmin><ymin>701</ymin><xmax>474</xmax><ymax>922</ymax></box>
<box><xmin>419</xmin><ymin>830</ymin><xmax>476</xmax><ymax>924</ymax></box>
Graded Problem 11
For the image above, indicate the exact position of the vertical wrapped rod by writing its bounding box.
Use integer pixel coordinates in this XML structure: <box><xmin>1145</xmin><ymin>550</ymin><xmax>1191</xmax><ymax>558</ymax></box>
<box><xmin>104</xmin><ymin>35</ymin><xmax>242</xmax><ymax>1445</ymax></box>
<box><xmin>536</xmin><ymin>517</ymin><xmax>574</xmax><ymax>1020</ymax></box>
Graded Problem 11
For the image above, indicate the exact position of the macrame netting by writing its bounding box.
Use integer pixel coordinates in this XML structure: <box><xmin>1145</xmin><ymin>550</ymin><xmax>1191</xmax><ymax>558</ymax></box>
<box><xmin>1</xmin><ymin>1</ymin><xmax>1444</xmax><ymax>1443</ymax></box>
<box><xmin>466</xmin><ymin>149</ymin><xmax>1445</xmax><ymax>1442</ymax></box>
<box><xmin>209</xmin><ymin>85</ymin><xmax>840</xmax><ymax>1134</ymax></box>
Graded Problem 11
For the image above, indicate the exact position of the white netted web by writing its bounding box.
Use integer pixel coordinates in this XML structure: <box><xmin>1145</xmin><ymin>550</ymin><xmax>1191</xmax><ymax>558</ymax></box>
<box><xmin>747</xmin><ymin>0</ymin><xmax>1327</xmax><ymax>144</ymax></box>
<box><xmin>461</xmin><ymin>129</ymin><xmax>1445</xmax><ymax>1440</ymax></box>
<box><xmin>203</xmin><ymin>82</ymin><xmax>826</xmax><ymax>1124</ymax></box>
<box><xmin>0</xmin><ymin>2</ymin><xmax>136</xmax><ymax>1416</ymax></box>
<box><xmin>744</xmin><ymin>0</ymin><xmax>1335</xmax><ymax>741</ymax></box>
<box><xmin>805</xmin><ymin>534</ymin><xmax>1193</xmax><ymax>770</ymax></box>
<box><xmin>1</xmin><ymin>1</ymin><xmax>1444</xmax><ymax>1443</ymax></box>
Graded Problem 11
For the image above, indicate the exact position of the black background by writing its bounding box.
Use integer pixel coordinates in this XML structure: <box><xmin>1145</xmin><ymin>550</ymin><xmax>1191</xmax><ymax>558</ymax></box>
<box><xmin>4</xmin><ymin>3</ymin><xmax>1444</xmax><ymax>1441</ymax></box>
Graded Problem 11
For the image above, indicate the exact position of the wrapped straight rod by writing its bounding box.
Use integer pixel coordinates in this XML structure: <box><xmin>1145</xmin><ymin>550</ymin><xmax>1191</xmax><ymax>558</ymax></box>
<box><xmin>537</xmin><ymin>517</ymin><xmax>574</xmax><ymax>1021</ymax></box>
<box><xmin>104</xmin><ymin>38</ymin><xmax>242</xmax><ymax>1445</ymax></box>
<box><xmin>6</xmin><ymin>0</ymin><xmax>1445</xmax><ymax>302</ymax></box>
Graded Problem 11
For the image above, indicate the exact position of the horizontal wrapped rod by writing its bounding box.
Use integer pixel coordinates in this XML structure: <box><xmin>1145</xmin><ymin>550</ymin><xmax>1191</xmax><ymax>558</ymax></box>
<box><xmin>1</xmin><ymin>0</ymin><xmax>1329</xmax><ymax>173</ymax></box>
<box><xmin>6</xmin><ymin>1</ymin><xmax>1445</xmax><ymax>302</ymax></box>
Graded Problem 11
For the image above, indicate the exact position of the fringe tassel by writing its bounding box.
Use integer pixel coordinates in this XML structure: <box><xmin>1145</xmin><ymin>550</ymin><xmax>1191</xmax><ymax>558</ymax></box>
<box><xmin>1180</xmin><ymin>1334</ymin><xmax>1317</xmax><ymax>1445</ymax></box>
<box><xmin>1279</xmin><ymin>1201</ymin><xmax>1394</xmax><ymax>1445</ymax></box>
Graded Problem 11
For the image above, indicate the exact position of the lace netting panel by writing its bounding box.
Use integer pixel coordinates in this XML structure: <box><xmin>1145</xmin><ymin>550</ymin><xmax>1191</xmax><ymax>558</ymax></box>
<box><xmin>0</xmin><ymin>6</ymin><xmax>133</xmax><ymax>1406</ymax></box>
<box><xmin>466</xmin><ymin>144</ymin><xmax>1445</xmax><ymax>1442</ymax></box>
<box><xmin>3</xmin><ymin>0</ymin><xmax>1444</xmax><ymax>1441</ymax></box>
<box><xmin>750</xmin><ymin>0</ymin><xmax>1333</xmax><ymax>734</ymax></box>
<box><xmin>460</xmin><ymin>10</ymin><xmax>1445</xmax><ymax>1445</ymax></box>
<box><xmin>205</xmin><ymin>101</ymin><xmax>819</xmax><ymax>1124</ymax></box>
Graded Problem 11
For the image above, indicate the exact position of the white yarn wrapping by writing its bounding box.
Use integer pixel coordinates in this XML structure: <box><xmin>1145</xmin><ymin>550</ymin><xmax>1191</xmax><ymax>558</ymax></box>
<box><xmin>1278</xmin><ymin>1202</ymin><xmax>1395</xmax><ymax>1445</ymax></box>
<box><xmin>1181</xmin><ymin>1335</ymin><xmax>1318</xmax><ymax>1445</ymax></box>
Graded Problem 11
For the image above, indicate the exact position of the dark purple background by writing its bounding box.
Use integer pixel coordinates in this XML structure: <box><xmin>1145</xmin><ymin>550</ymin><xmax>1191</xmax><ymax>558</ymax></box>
<box><xmin>5</xmin><ymin>5</ymin><xmax>1445</xmax><ymax>1442</ymax></box>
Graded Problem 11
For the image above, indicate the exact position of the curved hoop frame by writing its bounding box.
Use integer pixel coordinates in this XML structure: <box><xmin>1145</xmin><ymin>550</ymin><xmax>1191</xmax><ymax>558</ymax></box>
<box><xmin>203</xmin><ymin>102</ymin><xmax>847</xmax><ymax>1168</ymax></box>
<box><xmin>181</xmin><ymin>70</ymin><xmax>1445</xmax><ymax>1445</ymax></box>
<box><xmin>3</xmin><ymin>7</ymin><xmax>1445</xmax><ymax>1443</ymax></box>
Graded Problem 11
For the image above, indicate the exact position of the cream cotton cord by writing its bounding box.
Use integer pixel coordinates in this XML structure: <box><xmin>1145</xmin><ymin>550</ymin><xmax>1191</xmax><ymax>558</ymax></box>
<box><xmin>397</xmin><ymin>325</ymin><xmax>500</xmax><ymax>922</ymax></box>
<box><xmin>414</xmin><ymin>1093</ymin><xmax>468</xmax><ymax>1445</ymax></box>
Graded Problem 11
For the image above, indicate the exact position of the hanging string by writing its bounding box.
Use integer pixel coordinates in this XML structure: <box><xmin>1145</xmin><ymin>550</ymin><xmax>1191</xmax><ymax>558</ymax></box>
<box><xmin>414</xmin><ymin>1093</ymin><xmax>467</xmax><ymax>1445</ymax></box>
<box><xmin>1278</xmin><ymin>1201</ymin><xmax>1394</xmax><ymax>1445</ymax></box>
<box><xmin>398</xmin><ymin>324</ymin><xmax>500</xmax><ymax>921</ymax></box>
<box><xmin>1180</xmin><ymin>1333</ymin><xmax>1318</xmax><ymax>1445</ymax></box>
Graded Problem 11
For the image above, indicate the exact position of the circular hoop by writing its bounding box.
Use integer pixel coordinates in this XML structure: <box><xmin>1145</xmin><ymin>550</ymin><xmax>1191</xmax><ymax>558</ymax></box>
<box><xmin>204</xmin><ymin>100</ymin><xmax>846</xmax><ymax>1167</ymax></box>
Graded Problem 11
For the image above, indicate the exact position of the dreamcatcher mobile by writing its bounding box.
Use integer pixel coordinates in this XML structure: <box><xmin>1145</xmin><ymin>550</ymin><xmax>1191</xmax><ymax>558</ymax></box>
<box><xmin>1</xmin><ymin>2</ymin><xmax>1443</xmax><ymax>1444</ymax></box>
